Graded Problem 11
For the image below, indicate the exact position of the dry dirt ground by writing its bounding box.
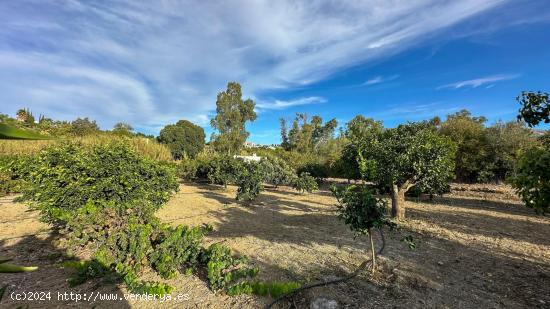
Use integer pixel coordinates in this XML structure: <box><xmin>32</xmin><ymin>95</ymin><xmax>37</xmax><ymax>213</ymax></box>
<box><xmin>1</xmin><ymin>183</ymin><xmax>549</xmax><ymax>308</ymax></box>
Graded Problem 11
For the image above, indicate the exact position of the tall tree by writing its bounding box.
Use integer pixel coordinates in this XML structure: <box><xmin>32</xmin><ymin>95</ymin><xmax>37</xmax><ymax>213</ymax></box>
<box><xmin>279</xmin><ymin>118</ymin><xmax>290</xmax><ymax>150</ymax></box>
<box><xmin>286</xmin><ymin>113</ymin><xmax>337</xmax><ymax>152</ymax></box>
<box><xmin>210</xmin><ymin>82</ymin><xmax>256</xmax><ymax>153</ymax></box>
<box><xmin>159</xmin><ymin>120</ymin><xmax>205</xmax><ymax>159</ymax></box>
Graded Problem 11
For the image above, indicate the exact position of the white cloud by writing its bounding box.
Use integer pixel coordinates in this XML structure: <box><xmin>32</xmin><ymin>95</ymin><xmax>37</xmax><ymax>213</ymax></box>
<box><xmin>0</xmin><ymin>0</ymin><xmax>507</xmax><ymax>133</ymax></box>
<box><xmin>437</xmin><ymin>74</ymin><xmax>520</xmax><ymax>89</ymax></box>
<box><xmin>256</xmin><ymin>96</ymin><xmax>326</xmax><ymax>110</ymax></box>
<box><xmin>363</xmin><ymin>75</ymin><xmax>400</xmax><ymax>86</ymax></box>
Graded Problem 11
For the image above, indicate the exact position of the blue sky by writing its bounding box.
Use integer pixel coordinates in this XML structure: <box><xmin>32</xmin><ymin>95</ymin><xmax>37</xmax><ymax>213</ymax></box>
<box><xmin>1</xmin><ymin>1</ymin><xmax>549</xmax><ymax>144</ymax></box>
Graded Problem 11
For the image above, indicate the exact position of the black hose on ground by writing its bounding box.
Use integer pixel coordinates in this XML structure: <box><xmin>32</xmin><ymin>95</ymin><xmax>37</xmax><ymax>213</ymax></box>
<box><xmin>265</xmin><ymin>228</ymin><xmax>386</xmax><ymax>309</ymax></box>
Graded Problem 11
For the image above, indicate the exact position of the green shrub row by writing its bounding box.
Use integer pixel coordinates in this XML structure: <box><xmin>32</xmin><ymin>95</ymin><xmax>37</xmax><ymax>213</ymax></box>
<box><xmin>177</xmin><ymin>153</ymin><xmax>317</xmax><ymax>202</ymax></box>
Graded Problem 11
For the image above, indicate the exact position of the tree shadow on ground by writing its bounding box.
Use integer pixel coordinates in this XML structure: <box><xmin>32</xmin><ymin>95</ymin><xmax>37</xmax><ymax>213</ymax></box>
<box><xmin>382</xmin><ymin>225</ymin><xmax>550</xmax><ymax>308</ymax></box>
<box><xmin>430</xmin><ymin>195</ymin><xmax>534</xmax><ymax>217</ymax></box>
<box><xmin>195</xmin><ymin>188</ymin><xmax>364</xmax><ymax>251</ymax></box>
<box><xmin>188</xmin><ymin>183</ymin><xmax>550</xmax><ymax>308</ymax></box>
<box><xmin>0</xmin><ymin>234</ymin><xmax>130</xmax><ymax>308</ymax></box>
<box><xmin>406</xmin><ymin>205</ymin><xmax>549</xmax><ymax>247</ymax></box>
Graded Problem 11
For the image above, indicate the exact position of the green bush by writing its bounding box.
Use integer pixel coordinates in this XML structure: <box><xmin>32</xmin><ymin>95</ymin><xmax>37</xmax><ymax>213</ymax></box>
<box><xmin>0</xmin><ymin>154</ymin><xmax>35</xmax><ymax>196</ymax></box>
<box><xmin>149</xmin><ymin>224</ymin><xmax>212</xmax><ymax>279</ymax></box>
<box><xmin>259</xmin><ymin>156</ymin><xmax>296</xmax><ymax>188</ymax></box>
<box><xmin>177</xmin><ymin>158</ymin><xmax>199</xmax><ymax>181</ymax></box>
<box><xmin>22</xmin><ymin>142</ymin><xmax>178</xmax><ymax>227</ymax></box>
<box><xmin>511</xmin><ymin>147</ymin><xmax>550</xmax><ymax>214</ymax></box>
<box><xmin>235</xmin><ymin>161</ymin><xmax>265</xmax><ymax>202</ymax></box>
<box><xmin>204</xmin><ymin>155</ymin><xmax>242</xmax><ymax>187</ymax></box>
<box><xmin>292</xmin><ymin>172</ymin><xmax>318</xmax><ymax>194</ymax></box>
<box><xmin>297</xmin><ymin>162</ymin><xmax>328</xmax><ymax>182</ymax></box>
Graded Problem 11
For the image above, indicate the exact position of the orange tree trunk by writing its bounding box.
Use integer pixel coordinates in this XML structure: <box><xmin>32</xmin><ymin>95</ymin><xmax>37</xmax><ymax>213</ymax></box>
<box><xmin>391</xmin><ymin>184</ymin><xmax>406</xmax><ymax>219</ymax></box>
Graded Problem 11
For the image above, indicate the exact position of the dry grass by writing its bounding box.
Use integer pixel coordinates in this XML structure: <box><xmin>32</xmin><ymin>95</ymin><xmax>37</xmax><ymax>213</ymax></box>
<box><xmin>0</xmin><ymin>134</ymin><xmax>172</xmax><ymax>161</ymax></box>
<box><xmin>1</xmin><ymin>184</ymin><xmax>549</xmax><ymax>308</ymax></box>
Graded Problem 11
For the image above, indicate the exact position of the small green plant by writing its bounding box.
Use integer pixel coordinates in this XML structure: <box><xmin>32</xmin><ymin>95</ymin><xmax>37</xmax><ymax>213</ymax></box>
<box><xmin>292</xmin><ymin>172</ymin><xmax>318</xmax><ymax>194</ymax></box>
<box><xmin>401</xmin><ymin>235</ymin><xmax>417</xmax><ymax>250</ymax></box>
<box><xmin>331</xmin><ymin>185</ymin><xmax>395</xmax><ymax>273</ymax></box>
<box><xmin>203</xmin><ymin>243</ymin><xmax>259</xmax><ymax>291</ymax></box>
<box><xmin>227</xmin><ymin>281</ymin><xmax>301</xmax><ymax>298</ymax></box>
<box><xmin>63</xmin><ymin>260</ymin><xmax>112</xmax><ymax>286</ymax></box>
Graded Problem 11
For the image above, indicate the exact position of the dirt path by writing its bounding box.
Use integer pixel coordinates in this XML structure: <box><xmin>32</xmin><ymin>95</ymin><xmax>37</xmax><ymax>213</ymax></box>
<box><xmin>1</xmin><ymin>184</ymin><xmax>549</xmax><ymax>308</ymax></box>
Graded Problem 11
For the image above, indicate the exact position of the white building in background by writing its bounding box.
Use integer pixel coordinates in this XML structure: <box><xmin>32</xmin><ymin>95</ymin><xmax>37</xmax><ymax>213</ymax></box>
<box><xmin>233</xmin><ymin>153</ymin><xmax>262</xmax><ymax>163</ymax></box>
<box><xmin>243</xmin><ymin>141</ymin><xmax>259</xmax><ymax>148</ymax></box>
<box><xmin>244</xmin><ymin>141</ymin><xmax>277</xmax><ymax>150</ymax></box>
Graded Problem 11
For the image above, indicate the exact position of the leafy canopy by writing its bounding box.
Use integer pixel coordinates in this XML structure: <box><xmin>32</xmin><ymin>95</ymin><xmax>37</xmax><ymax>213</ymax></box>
<box><xmin>362</xmin><ymin>122</ymin><xmax>456</xmax><ymax>192</ymax></box>
<box><xmin>281</xmin><ymin>113</ymin><xmax>337</xmax><ymax>153</ymax></box>
<box><xmin>159</xmin><ymin>120</ymin><xmax>205</xmax><ymax>159</ymax></box>
<box><xmin>517</xmin><ymin>91</ymin><xmax>550</xmax><ymax>127</ymax></box>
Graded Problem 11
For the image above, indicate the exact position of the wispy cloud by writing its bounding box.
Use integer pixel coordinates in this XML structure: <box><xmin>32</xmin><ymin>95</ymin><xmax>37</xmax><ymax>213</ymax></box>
<box><xmin>0</xmin><ymin>0</ymin><xmax>506</xmax><ymax>133</ymax></box>
<box><xmin>363</xmin><ymin>75</ymin><xmax>400</xmax><ymax>86</ymax></box>
<box><xmin>256</xmin><ymin>96</ymin><xmax>326</xmax><ymax>110</ymax></box>
<box><xmin>437</xmin><ymin>74</ymin><xmax>520</xmax><ymax>89</ymax></box>
<box><xmin>369</xmin><ymin>101</ymin><xmax>461</xmax><ymax>121</ymax></box>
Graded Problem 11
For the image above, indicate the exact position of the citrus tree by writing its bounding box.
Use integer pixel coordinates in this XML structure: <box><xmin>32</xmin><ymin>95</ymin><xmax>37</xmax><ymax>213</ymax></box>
<box><xmin>331</xmin><ymin>185</ymin><xmax>395</xmax><ymax>273</ymax></box>
<box><xmin>511</xmin><ymin>147</ymin><xmax>550</xmax><ymax>214</ymax></box>
<box><xmin>292</xmin><ymin>172</ymin><xmax>318</xmax><ymax>194</ymax></box>
<box><xmin>359</xmin><ymin>122</ymin><xmax>456</xmax><ymax>219</ymax></box>
<box><xmin>512</xmin><ymin>90</ymin><xmax>550</xmax><ymax>214</ymax></box>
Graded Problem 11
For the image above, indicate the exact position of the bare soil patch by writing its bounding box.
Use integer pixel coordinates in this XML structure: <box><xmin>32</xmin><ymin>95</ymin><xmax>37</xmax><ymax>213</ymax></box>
<box><xmin>1</xmin><ymin>183</ymin><xmax>549</xmax><ymax>308</ymax></box>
